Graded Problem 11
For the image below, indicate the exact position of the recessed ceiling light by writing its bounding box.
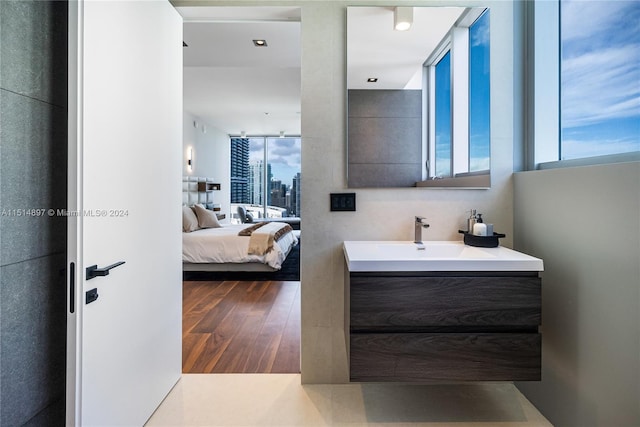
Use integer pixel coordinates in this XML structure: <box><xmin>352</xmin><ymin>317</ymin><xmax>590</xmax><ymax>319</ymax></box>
<box><xmin>367</xmin><ymin>78</ymin><xmax>378</xmax><ymax>83</ymax></box>
<box><xmin>253</xmin><ymin>39</ymin><xmax>268</xmax><ymax>47</ymax></box>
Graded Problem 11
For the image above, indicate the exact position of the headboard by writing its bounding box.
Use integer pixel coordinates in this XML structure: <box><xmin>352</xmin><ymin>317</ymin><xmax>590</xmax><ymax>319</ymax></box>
<box><xmin>182</xmin><ymin>176</ymin><xmax>218</xmax><ymax>207</ymax></box>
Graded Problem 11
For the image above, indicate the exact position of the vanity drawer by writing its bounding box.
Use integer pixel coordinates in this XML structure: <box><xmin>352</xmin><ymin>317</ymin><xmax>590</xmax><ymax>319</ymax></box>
<box><xmin>350</xmin><ymin>332</ymin><xmax>541</xmax><ymax>382</ymax></box>
<box><xmin>350</xmin><ymin>274</ymin><xmax>541</xmax><ymax>330</ymax></box>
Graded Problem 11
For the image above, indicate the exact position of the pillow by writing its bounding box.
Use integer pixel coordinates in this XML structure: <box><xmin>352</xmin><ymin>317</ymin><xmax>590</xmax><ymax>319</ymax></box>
<box><xmin>193</xmin><ymin>203</ymin><xmax>221</xmax><ymax>229</ymax></box>
<box><xmin>182</xmin><ymin>205</ymin><xmax>200</xmax><ymax>232</ymax></box>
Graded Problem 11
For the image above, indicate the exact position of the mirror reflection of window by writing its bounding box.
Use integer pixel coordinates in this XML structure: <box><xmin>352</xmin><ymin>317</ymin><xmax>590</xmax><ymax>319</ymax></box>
<box><xmin>435</xmin><ymin>51</ymin><xmax>452</xmax><ymax>178</ymax></box>
<box><xmin>425</xmin><ymin>8</ymin><xmax>490</xmax><ymax>180</ymax></box>
<box><xmin>469</xmin><ymin>10</ymin><xmax>491</xmax><ymax>172</ymax></box>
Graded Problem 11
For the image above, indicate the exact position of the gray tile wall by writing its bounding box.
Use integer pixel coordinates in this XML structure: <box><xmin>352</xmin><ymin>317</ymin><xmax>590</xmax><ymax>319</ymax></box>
<box><xmin>347</xmin><ymin>89</ymin><xmax>422</xmax><ymax>187</ymax></box>
<box><xmin>1</xmin><ymin>1</ymin><xmax>68</xmax><ymax>426</ymax></box>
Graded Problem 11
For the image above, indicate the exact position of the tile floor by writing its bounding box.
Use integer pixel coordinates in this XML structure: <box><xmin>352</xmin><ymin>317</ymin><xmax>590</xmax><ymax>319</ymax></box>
<box><xmin>146</xmin><ymin>374</ymin><xmax>552</xmax><ymax>426</ymax></box>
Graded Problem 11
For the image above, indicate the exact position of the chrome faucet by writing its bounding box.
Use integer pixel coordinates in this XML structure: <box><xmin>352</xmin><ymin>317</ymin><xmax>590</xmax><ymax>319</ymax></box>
<box><xmin>414</xmin><ymin>216</ymin><xmax>430</xmax><ymax>249</ymax></box>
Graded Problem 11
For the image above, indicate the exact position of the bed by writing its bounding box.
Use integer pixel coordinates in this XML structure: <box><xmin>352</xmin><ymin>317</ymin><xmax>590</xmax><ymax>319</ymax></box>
<box><xmin>183</xmin><ymin>221</ymin><xmax>299</xmax><ymax>272</ymax></box>
<box><xmin>181</xmin><ymin>176</ymin><xmax>299</xmax><ymax>273</ymax></box>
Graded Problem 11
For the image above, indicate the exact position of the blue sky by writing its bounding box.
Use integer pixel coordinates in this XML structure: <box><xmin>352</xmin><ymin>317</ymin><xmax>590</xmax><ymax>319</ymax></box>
<box><xmin>469</xmin><ymin>10</ymin><xmax>491</xmax><ymax>171</ymax></box>
<box><xmin>435</xmin><ymin>52</ymin><xmax>452</xmax><ymax>177</ymax></box>
<box><xmin>249</xmin><ymin>137</ymin><xmax>301</xmax><ymax>187</ymax></box>
<box><xmin>561</xmin><ymin>0</ymin><xmax>640</xmax><ymax>159</ymax></box>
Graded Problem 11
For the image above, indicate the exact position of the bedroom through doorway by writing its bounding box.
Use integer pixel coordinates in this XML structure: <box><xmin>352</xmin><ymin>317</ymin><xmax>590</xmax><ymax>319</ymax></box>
<box><xmin>179</xmin><ymin>6</ymin><xmax>302</xmax><ymax>374</ymax></box>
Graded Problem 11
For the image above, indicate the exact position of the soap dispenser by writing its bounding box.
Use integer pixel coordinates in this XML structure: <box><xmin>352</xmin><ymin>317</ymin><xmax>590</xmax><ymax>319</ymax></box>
<box><xmin>473</xmin><ymin>213</ymin><xmax>487</xmax><ymax>236</ymax></box>
<box><xmin>467</xmin><ymin>209</ymin><xmax>477</xmax><ymax>234</ymax></box>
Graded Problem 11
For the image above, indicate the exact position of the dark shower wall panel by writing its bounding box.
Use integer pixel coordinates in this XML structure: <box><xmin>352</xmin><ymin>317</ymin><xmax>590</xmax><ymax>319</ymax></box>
<box><xmin>0</xmin><ymin>1</ymin><xmax>68</xmax><ymax>426</ymax></box>
<box><xmin>347</xmin><ymin>89</ymin><xmax>422</xmax><ymax>187</ymax></box>
<box><xmin>348</xmin><ymin>117</ymin><xmax>422</xmax><ymax>164</ymax></box>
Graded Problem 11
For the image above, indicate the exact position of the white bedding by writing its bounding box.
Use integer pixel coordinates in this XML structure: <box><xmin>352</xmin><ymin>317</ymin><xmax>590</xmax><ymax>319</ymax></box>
<box><xmin>182</xmin><ymin>223</ymin><xmax>298</xmax><ymax>270</ymax></box>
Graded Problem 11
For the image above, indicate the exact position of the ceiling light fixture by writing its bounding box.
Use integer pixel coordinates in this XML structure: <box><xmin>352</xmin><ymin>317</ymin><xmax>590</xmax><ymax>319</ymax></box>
<box><xmin>367</xmin><ymin>78</ymin><xmax>378</xmax><ymax>83</ymax></box>
<box><xmin>394</xmin><ymin>7</ymin><xmax>413</xmax><ymax>31</ymax></box>
<box><xmin>253</xmin><ymin>39</ymin><xmax>268</xmax><ymax>47</ymax></box>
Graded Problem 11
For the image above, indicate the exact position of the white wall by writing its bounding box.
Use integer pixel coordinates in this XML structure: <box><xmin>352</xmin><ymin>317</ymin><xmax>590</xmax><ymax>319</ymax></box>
<box><xmin>514</xmin><ymin>162</ymin><xmax>640</xmax><ymax>426</ymax></box>
<box><xmin>183</xmin><ymin>111</ymin><xmax>231</xmax><ymax>217</ymax></box>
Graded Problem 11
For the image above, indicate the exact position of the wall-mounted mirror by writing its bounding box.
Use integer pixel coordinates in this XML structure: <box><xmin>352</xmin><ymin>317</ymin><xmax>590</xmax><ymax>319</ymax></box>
<box><xmin>347</xmin><ymin>6</ymin><xmax>491</xmax><ymax>188</ymax></box>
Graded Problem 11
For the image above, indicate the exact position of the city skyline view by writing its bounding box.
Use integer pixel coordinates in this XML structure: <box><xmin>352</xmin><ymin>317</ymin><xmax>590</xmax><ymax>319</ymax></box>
<box><xmin>231</xmin><ymin>137</ymin><xmax>301</xmax><ymax>218</ymax></box>
<box><xmin>249</xmin><ymin>137</ymin><xmax>301</xmax><ymax>188</ymax></box>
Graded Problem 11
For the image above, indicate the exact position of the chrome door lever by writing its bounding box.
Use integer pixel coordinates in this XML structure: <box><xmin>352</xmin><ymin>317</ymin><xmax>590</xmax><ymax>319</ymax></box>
<box><xmin>86</xmin><ymin>261</ymin><xmax>125</xmax><ymax>280</ymax></box>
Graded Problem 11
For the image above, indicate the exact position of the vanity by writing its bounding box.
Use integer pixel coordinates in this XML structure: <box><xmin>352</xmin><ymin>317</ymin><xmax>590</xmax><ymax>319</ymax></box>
<box><xmin>343</xmin><ymin>241</ymin><xmax>544</xmax><ymax>382</ymax></box>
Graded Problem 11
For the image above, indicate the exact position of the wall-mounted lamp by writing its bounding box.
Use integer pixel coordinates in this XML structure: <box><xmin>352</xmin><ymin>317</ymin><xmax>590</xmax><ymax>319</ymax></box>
<box><xmin>279</xmin><ymin>131</ymin><xmax>285</xmax><ymax>138</ymax></box>
<box><xmin>240</xmin><ymin>131</ymin><xmax>246</xmax><ymax>138</ymax></box>
<box><xmin>394</xmin><ymin>7</ymin><xmax>413</xmax><ymax>31</ymax></box>
<box><xmin>187</xmin><ymin>147</ymin><xmax>193</xmax><ymax>171</ymax></box>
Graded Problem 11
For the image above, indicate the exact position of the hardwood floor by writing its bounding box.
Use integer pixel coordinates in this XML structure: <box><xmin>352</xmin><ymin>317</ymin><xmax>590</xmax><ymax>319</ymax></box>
<box><xmin>182</xmin><ymin>280</ymin><xmax>300</xmax><ymax>374</ymax></box>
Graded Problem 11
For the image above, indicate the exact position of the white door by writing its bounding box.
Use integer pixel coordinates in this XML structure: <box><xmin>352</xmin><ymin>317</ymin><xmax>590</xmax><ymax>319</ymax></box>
<box><xmin>66</xmin><ymin>1</ymin><xmax>183</xmax><ymax>425</ymax></box>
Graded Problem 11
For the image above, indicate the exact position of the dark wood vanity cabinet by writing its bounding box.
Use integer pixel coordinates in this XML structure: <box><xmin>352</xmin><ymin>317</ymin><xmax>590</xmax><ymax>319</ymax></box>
<box><xmin>347</xmin><ymin>272</ymin><xmax>541</xmax><ymax>382</ymax></box>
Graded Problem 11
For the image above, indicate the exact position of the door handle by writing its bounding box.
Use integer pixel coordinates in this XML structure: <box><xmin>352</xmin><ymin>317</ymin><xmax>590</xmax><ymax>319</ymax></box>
<box><xmin>86</xmin><ymin>261</ymin><xmax>126</xmax><ymax>280</ymax></box>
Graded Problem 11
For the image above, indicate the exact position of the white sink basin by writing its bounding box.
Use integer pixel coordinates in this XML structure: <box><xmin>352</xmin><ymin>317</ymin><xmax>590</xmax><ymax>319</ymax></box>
<box><xmin>343</xmin><ymin>241</ymin><xmax>544</xmax><ymax>272</ymax></box>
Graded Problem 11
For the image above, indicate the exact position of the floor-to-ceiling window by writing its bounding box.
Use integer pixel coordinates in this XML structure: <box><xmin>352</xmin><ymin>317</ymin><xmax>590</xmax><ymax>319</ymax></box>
<box><xmin>230</xmin><ymin>136</ymin><xmax>301</xmax><ymax>222</ymax></box>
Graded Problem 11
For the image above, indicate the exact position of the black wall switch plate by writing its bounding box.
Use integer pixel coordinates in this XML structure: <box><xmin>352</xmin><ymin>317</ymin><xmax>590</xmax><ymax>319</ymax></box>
<box><xmin>330</xmin><ymin>193</ymin><xmax>356</xmax><ymax>211</ymax></box>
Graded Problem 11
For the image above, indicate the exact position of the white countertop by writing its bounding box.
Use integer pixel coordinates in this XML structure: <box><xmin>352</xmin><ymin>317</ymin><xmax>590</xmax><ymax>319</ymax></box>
<box><xmin>343</xmin><ymin>241</ymin><xmax>544</xmax><ymax>272</ymax></box>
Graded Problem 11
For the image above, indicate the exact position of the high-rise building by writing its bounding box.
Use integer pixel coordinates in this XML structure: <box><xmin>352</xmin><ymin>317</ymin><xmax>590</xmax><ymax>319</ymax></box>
<box><xmin>250</xmin><ymin>160</ymin><xmax>265</xmax><ymax>205</ymax></box>
<box><xmin>230</xmin><ymin>138</ymin><xmax>249</xmax><ymax>203</ymax></box>
<box><xmin>292</xmin><ymin>172</ymin><xmax>301</xmax><ymax>216</ymax></box>
<box><xmin>269</xmin><ymin>179</ymin><xmax>288</xmax><ymax>214</ymax></box>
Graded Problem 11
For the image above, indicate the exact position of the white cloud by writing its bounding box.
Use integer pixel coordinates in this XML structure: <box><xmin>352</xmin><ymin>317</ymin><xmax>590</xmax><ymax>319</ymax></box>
<box><xmin>470</xmin><ymin>11</ymin><xmax>490</xmax><ymax>47</ymax></box>
<box><xmin>561</xmin><ymin>1</ymin><xmax>640</xmax><ymax>130</ymax></box>
<box><xmin>562</xmin><ymin>44</ymin><xmax>640</xmax><ymax>128</ymax></box>
<box><xmin>562</xmin><ymin>136</ymin><xmax>639</xmax><ymax>159</ymax></box>
<box><xmin>561</xmin><ymin>1</ymin><xmax>624</xmax><ymax>43</ymax></box>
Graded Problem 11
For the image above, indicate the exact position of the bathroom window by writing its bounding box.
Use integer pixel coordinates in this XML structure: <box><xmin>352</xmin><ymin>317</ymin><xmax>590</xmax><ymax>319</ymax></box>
<box><xmin>531</xmin><ymin>0</ymin><xmax>640</xmax><ymax>168</ymax></box>
<box><xmin>425</xmin><ymin>8</ymin><xmax>490</xmax><ymax>180</ymax></box>
<box><xmin>560</xmin><ymin>0</ymin><xmax>640</xmax><ymax>160</ymax></box>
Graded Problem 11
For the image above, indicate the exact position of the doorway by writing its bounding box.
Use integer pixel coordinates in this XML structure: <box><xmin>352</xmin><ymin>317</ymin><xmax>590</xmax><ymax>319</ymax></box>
<box><xmin>179</xmin><ymin>6</ymin><xmax>302</xmax><ymax>374</ymax></box>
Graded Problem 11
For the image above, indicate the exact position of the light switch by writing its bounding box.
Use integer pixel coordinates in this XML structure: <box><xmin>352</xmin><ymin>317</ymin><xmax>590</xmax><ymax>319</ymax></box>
<box><xmin>330</xmin><ymin>193</ymin><xmax>356</xmax><ymax>211</ymax></box>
